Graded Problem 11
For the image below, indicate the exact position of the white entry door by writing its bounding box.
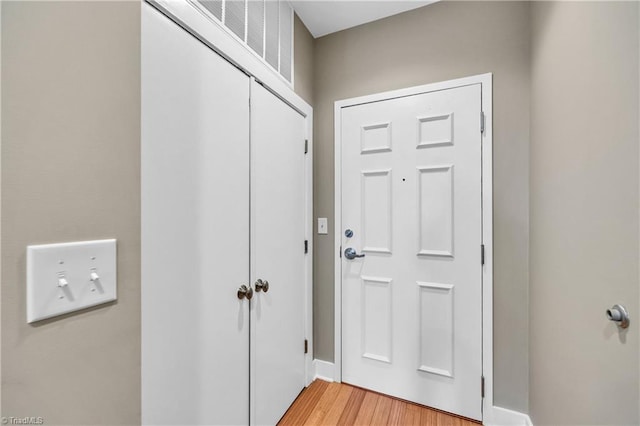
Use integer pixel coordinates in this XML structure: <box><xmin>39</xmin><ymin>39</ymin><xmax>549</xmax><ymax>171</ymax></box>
<box><xmin>341</xmin><ymin>84</ymin><xmax>483</xmax><ymax>420</ymax></box>
<box><xmin>250</xmin><ymin>81</ymin><xmax>306</xmax><ymax>425</ymax></box>
<box><xmin>142</xmin><ymin>3</ymin><xmax>250</xmax><ymax>425</ymax></box>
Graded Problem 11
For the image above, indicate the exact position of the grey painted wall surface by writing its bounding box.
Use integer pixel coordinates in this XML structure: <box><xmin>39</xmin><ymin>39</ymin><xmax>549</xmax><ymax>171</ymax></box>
<box><xmin>311</xmin><ymin>1</ymin><xmax>531</xmax><ymax>412</ymax></box>
<box><xmin>530</xmin><ymin>2</ymin><xmax>639</xmax><ymax>424</ymax></box>
<box><xmin>294</xmin><ymin>13</ymin><xmax>315</xmax><ymax>106</ymax></box>
<box><xmin>1</xmin><ymin>2</ymin><xmax>141</xmax><ymax>424</ymax></box>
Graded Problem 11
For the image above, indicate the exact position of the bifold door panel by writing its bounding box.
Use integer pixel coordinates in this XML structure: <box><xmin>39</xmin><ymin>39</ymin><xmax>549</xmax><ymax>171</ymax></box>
<box><xmin>251</xmin><ymin>81</ymin><xmax>306</xmax><ymax>426</ymax></box>
<box><xmin>142</xmin><ymin>4</ymin><xmax>250</xmax><ymax>424</ymax></box>
<box><xmin>341</xmin><ymin>84</ymin><xmax>483</xmax><ymax>420</ymax></box>
<box><xmin>142</xmin><ymin>4</ymin><xmax>306</xmax><ymax>425</ymax></box>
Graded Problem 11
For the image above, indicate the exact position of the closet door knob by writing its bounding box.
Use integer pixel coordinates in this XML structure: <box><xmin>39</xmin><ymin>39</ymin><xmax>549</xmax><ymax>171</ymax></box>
<box><xmin>237</xmin><ymin>285</ymin><xmax>253</xmax><ymax>300</ymax></box>
<box><xmin>255</xmin><ymin>279</ymin><xmax>269</xmax><ymax>293</ymax></box>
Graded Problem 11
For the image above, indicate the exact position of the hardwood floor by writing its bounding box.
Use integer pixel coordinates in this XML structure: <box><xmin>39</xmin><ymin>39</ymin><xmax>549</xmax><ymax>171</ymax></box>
<box><xmin>278</xmin><ymin>380</ymin><xmax>480</xmax><ymax>426</ymax></box>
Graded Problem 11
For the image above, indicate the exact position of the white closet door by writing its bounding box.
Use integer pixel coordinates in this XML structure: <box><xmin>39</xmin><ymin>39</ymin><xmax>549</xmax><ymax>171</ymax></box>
<box><xmin>250</xmin><ymin>81</ymin><xmax>306</xmax><ymax>426</ymax></box>
<box><xmin>142</xmin><ymin>4</ymin><xmax>250</xmax><ymax>425</ymax></box>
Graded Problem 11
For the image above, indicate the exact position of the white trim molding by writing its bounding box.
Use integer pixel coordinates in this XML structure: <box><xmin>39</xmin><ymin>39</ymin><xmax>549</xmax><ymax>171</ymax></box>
<box><xmin>144</xmin><ymin>0</ymin><xmax>315</xmax><ymax>386</ymax></box>
<box><xmin>147</xmin><ymin>0</ymin><xmax>307</xmax><ymax>117</ymax></box>
<box><xmin>484</xmin><ymin>406</ymin><xmax>533</xmax><ymax>426</ymax></box>
<box><xmin>313</xmin><ymin>359</ymin><xmax>336</xmax><ymax>383</ymax></box>
<box><xmin>333</xmin><ymin>73</ymin><xmax>494</xmax><ymax>419</ymax></box>
<box><xmin>187</xmin><ymin>0</ymin><xmax>295</xmax><ymax>88</ymax></box>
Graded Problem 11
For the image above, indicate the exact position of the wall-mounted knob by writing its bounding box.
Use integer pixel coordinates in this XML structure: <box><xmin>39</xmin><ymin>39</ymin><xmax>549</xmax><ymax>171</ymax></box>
<box><xmin>237</xmin><ymin>285</ymin><xmax>253</xmax><ymax>300</ymax></box>
<box><xmin>255</xmin><ymin>279</ymin><xmax>269</xmax><ymax>293</ymax></box>
<box><xmin>606</xmin><ymin>304</ymin><xmax>630</xmax><ymax>329</ymax></box>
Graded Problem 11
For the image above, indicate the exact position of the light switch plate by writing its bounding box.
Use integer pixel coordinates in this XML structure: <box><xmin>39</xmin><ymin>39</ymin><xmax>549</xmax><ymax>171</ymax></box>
<box><xmin>26</xmin><ymin>239</ymin><xmax>117</xmax><ymax>323</ymax></box>
<box><xmin>318</xmin><ymin>217</ymin><xmax>328</xmax><ymax>235</ymax></box>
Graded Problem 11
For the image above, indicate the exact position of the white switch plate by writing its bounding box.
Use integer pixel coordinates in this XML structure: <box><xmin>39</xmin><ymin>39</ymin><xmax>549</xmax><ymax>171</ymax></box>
<box><xmin>318</xmin><ymin>217</ymin><xmax>328</xmax><ymax>235</ymax></box>
<box><xmin>26</xmin><ymin>239</ymin><xmax>117</xmax><ymax>323</ymax></box>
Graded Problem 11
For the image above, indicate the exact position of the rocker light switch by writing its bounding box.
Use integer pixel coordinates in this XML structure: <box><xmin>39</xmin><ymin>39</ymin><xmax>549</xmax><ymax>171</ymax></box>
<box><xmin>26</xmin><ymin>239</ymin><xmax>117</xmax><ymax>323</ymax></box>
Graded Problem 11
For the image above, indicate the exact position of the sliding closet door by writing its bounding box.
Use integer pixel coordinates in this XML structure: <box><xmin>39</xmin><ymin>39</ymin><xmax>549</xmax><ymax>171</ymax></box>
<box><xmin>250</xmin><ymin>81</ymin><xmax>306</xmax><ymax>425</ymax></box>
<box><xmin>142</xmin><ymin>4</ymin><xmax>250</xmax><ymax>425</ymax></box>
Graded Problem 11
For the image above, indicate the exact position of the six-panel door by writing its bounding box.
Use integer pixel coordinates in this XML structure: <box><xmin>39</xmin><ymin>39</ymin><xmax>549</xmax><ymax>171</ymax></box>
<box><xmin>341</xmin><ymin>84</ymin><xmax>483</xmax><ymax>420</ymax></box>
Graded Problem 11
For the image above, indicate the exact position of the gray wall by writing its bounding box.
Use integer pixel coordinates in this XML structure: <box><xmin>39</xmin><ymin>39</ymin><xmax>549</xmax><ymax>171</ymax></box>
<box><xmin>530</xmin><ymin>2</ymin><xmax>639</xmax><ymax>424</ymax></box>
<box><xmin>311</xmin><ymin>1</ymin><xmax>531</xmax><ymax>412</ymax></box>
<box><xmin>294</xmin><ymin>13</ymin><xmax>315</xmax><ymax>106</ymax></box>
<box><xmin>1</xmin><ymin>1</ymin><xmax>141</xmax><ymax>423</ymax></box>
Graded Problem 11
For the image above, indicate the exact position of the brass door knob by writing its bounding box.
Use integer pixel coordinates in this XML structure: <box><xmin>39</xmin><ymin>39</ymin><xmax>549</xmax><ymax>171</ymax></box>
<box><xmin>237</xmin><ymin>285</ymin><xmax>253</xmax><ymax>300</ymax></box>
<box><xmin>255</xmin><ymin>279</ymin><xmax>269</xmax><ymax>293</ymax></box>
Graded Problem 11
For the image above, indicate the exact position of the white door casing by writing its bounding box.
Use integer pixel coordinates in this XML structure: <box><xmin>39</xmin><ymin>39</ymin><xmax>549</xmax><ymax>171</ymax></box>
<box><xmin>250</xmin><ymin>81</ymin><xmax>307</xmax><ymax>426</ymax></box>
<box><xmin>142</xmin><ymin>3</ymin><xmax>250</xmax><ymax>424</ymax></box>
<box><xmin>338</xmin><ymin>80</ymin><xmax>489</xmax><ymax>421</ymax></box>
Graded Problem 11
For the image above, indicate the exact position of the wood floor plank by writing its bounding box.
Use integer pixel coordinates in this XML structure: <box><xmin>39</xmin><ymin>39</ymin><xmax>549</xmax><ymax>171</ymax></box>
<box><xmin>321</xmin><ymin>384</ymin><xmax>353</xmax><ymax>425</ymax></box>
<box><xmin>336</xmin><ymin>386</ymin><xmax>366</xmax><ymax>426</ymax></box>
<box><xmin>400</xmin><ymin>402</ymin><xmax>422</xmax><ymax>426</ymax></box>
<box><xmin>303</xmin><ymin>382</ymin><xmax>342</xmax><ymax>425</ymax></box>
<box><xmin>352</xmin><ymin>392</ymin><xmax>380</xmax><ymax>425</ymax></box>
<box><xmin>419</xmin><ymin>407</ymin><xmax>438</xmax><ymax>426</ymax></box>
<box><xmin>370</xmin><ymin>394</ymin><xmax>392</xmax><ymax>425</ymax></box>
<box><xmin>436</xmin><ymin>410</ymin><xmax>454</xmax><ymax>426</ymax></box>
<box><xmin>454</xmin><ymin>415</ymin><xmax>475</xmax><ymax>426</ymax></box>
<box><xmin>280</xmin><ymin>380</ymin><xmax>481</xmax><ymax>426</ymax></box>
<box><xmin>387</xmin><ymin>399</ymin><xmax>406</xmax><ymax>425</ymax></box>
<box><xmin>278</xmin><ymin>380</ymin><xmax>329</xmax><ymax>425</ymax></box>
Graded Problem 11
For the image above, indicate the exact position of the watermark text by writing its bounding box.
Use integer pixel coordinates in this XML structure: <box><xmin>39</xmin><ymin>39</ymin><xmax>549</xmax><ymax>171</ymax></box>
<box><xmin>1</xmin><ymin>417</ymin><xmax>45</xmax><ymax>425</ymax></box>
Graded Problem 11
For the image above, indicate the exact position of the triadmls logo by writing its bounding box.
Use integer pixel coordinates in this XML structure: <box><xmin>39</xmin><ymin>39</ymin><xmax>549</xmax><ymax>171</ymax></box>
<box><xmin>1</xmin><ymin>417</ymin><xmax>45</xmax><ymax>425</ymax></box>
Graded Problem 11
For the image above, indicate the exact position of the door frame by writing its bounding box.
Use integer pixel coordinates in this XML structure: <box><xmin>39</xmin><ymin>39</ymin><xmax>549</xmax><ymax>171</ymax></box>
<box><xmin>333</xmin><ymin>73</ymin><xmax>493</xmax><ymax>419</ymax></box>
<box><xmin>143</xmin><ymin>0</ymin><xmax>315</xmax><ymax>386</ymax></box>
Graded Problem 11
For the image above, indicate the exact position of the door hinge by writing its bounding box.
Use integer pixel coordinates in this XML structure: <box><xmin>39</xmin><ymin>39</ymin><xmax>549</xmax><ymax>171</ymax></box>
<box><xmin>480</xmin><ymin>111</ymin><xmax>485</xmax><ymax>134</ymax></box>
<box><xmin>339</xmin><ymin>245</ymin><xmax>342</xmax><ymax>258</ymax></box>
<box><xmin>481</xmin><ymin>244</ymin><xmax>485</xmax><ymax>265</ymax></box>
<box><xmin>304</xmin><ymin>139</ymin><xmax>308</xmax><ymax>154</ymax></box>
<box><xmin>481</xmin><ymin>376</ymin><xmax>485</xmax><ymax>398</ymax></box>
<box><xmin>304</xmin><ymin>240</ymin><xmax>308</xmax><ymax>254</ymax></box>
<box><xmin>304</xmin><ymin>339</ymin><xmax>308</xmax><ymax>354</ymax></box>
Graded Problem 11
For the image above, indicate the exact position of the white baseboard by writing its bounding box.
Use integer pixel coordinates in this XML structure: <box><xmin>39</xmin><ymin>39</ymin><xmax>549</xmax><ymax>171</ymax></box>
<box><xmin>485</xmin><ymin>406</ymin><xmax>533</xmax><ymax>426</ymax></box>
<box><xmin>313</xmin><ymin>359</ymin><xmax>335</xmax><ymax>382</ymax></box>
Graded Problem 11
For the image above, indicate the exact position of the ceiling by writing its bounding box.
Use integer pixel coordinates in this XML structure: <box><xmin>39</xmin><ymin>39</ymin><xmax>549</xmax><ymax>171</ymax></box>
<box><xmin>290</xmin><ymin>0</ymin><xmax>437</xmax><ymax>38</ymax></box>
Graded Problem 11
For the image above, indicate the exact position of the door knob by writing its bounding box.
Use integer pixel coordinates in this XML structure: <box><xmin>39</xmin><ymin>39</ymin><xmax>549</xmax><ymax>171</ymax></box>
<box><xmin>606</xmin><ymin>304</ymin><xmax>630</xmax><ymax>329</ymax></box>
<box><xmin>237</xmin><ymin>285</ymin><xmax>253</xmax><ymax>300</ymax></box>
<box><xmin>255</xmin><ymin>279</ymin><xmax>269</xmax><ymax>293</ymax></box>
<box><xmin>344</xmin><ymin>247</ymin><xmax>365</xmax><ymax>260</ymax></box>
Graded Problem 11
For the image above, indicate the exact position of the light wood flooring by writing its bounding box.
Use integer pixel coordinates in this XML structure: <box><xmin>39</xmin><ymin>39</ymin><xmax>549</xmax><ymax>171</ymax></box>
<box><xmin>278</xmin><ymin>380</ymin><xmax>480</xmax><ymax>426</ymax></box>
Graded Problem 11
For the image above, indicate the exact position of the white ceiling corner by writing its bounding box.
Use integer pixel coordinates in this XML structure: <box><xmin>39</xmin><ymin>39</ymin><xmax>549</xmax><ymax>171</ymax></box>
<box><xmin>290</xmin><ymin>0</ymin><xmax>437</xmax><ymax>38</ymax></box>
